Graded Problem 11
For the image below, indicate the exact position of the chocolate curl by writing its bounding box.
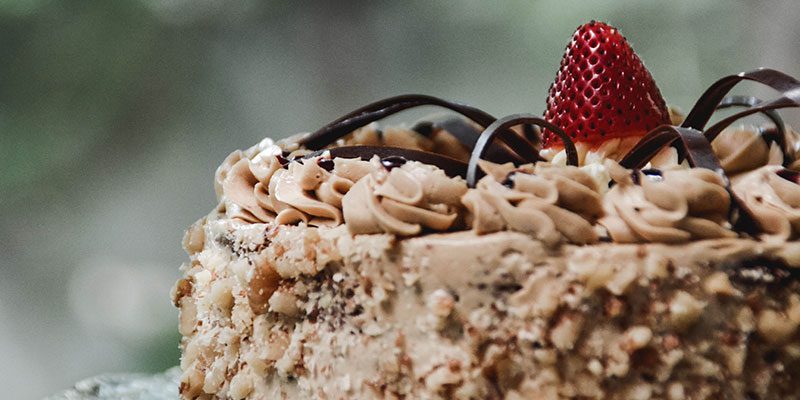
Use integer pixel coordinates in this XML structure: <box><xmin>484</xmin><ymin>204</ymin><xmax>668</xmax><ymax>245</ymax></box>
<box><xmin>704</xmin><ymin>95</ymin><xmax>799</xmax><ymax>143</ymax></box>
<box><xmin>305</xmin><ymin>146</ymin><xmax>468</xmax><ymax>178</ymax></box>
<box><xmin>716</xmin><ymin>95</ymin><xmax>786</xmax><ymax>138</ymax></box>
<box><xmin>714</xmin><ymin>95</ymin><xmax>788</xmax><ymax>161</ymax></box>
<box><xmin>619</xmin><ymin>125</ymin><xmax>764</xmax><ymax>235</ymax></box>
<box><xmin>619</xmin><ymin>125</ymin><xmax>722</xmax><ymax>171</ymax></box>
<box><xmin>681</xmin><ymin>68</ymin><xmax>800</xmax><ymax>133</ymax></box>
<box><xmin>466</xmin><ymin>114</ymin><xmax>578</xmax><ymax>187</ymax></box>
<box><xmin>298</xmin><ymin>94</ymin><xmax>537</xmax><ymax>164</ymax></box>
<box><xmin>412</xmin><ymin>117</ymin><xmax>522</xmax><ymax>164</ymax></box>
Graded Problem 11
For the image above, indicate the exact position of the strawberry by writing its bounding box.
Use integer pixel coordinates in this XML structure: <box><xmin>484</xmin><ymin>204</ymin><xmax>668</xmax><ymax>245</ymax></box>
<box><xmin>542</xmin><ymin>21</ymin><xmax>670</xmax><ymax>148</ymax></box>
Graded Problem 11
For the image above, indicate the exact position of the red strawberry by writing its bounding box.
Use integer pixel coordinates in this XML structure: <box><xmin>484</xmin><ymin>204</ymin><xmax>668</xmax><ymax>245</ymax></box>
<box><xmin>542</xmin><ymin>21</ymin><xmax>670</xmax><ymax>148</ymax></box>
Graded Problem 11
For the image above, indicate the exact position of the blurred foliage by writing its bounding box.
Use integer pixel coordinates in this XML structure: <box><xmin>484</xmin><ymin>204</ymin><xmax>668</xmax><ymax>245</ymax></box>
<box><xmin>2</xmin><ymin>1</ymin><xmax>163</xmax><ymax>202</ymax></box>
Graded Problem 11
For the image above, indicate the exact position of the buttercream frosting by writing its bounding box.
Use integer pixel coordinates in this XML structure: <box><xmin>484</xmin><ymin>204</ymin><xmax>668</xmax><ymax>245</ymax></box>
<box><xmin>462</xmin><ymin>161</ymin><xmax>602</xmax><ymax>245</ymax></box>
<box><xmin>712</xmin><ymin>126</ymin><xmax>783</xmax><ymax>176</ymax></box>
<box><xmin>733</xmin><ymin>165</ymin><xmax>800</xmax><ymax>241</ymax></box>
<box><xmin>218</xmin><ymin>141</ymin><xmax>374</xmax><ymax>226</ymax></box>
<box><xmin>342</xmin><ymin>158</ymin><xmax>467</xmax><ymax>236</ymax></box>
<box><xmin>599</xmin><ymin>161</ymin><xmax>736</xmax><ymax>243</ymax></box>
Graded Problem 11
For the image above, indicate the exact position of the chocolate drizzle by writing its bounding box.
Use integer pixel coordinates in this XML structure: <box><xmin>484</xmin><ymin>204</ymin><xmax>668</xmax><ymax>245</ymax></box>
<box><xmin>466</xmin><ymin>114</ymin><xmax>578</xmax><ymax>187</ymax></box>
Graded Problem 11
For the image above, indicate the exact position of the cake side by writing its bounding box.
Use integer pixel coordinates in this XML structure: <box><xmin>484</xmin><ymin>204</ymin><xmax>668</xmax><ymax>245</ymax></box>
<box><xmin>174</xmin><ymin>219</ymin><xmax>800</xmax><ymax>399</ymax></box>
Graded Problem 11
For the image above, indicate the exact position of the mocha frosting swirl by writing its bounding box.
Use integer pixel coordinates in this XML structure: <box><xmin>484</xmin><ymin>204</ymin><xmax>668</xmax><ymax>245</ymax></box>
<box><xmin>599</xmin><ymin>161</ymin><xmax>736</xmax><ymax>243</ymax></box>
<box><xmin>341</xmin><ymin>158</ymin><xmax>467</xmax><ymax>236</ymax></box>
<box><xmin>218</xmin><ymin>140</ymin><xmax>373</xmax><ymax>226</ymax></box>
<box><xmin>712</xmin><ymin>126</ymin><xmax>783</xmax><ymax>176</ymax></box>
<box><xmin>462</xmin><ymin>161</ymin><xmax>603</xmax><ymax>245</ymax></box>
<box><xmin>733</xmin><ymin>166</ymin><xmax>800</xmax><ymax>241</ymax></box>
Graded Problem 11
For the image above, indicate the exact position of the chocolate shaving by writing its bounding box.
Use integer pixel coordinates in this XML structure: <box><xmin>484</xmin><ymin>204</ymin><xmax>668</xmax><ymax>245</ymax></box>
<box><xmin>410</xmin><ymin>120</ymin><xmax>435</xmax><ymax>136</ymax></box>
<box><xmin>304</xmin><ymin>145</ymin><xmax>468</xmax><ymax>178</ymax></box>
<box><xmin>681</xmin><ymin>68</ymin><xmax>800</xmax><ymax>135</ymax></box>
<box><xmin>297</xmin><ymin>94</ymin><xmax>537</xmax><ymax>164</ymax></box>
<box><xmin>466</xmin><ymin>114</ymin><xmax>578</xmax><ymax>187</ymax></box>
<box><xmin>380</xmin><ymin>156</ymin><xmax>407</xmax><ymax>170</ymax></box>
<box><xmin>723</xmin><ymin>256</ymin><xmax>800</xmax><ymax>287</ymax></box>
<box><xmin>776</xmin><ymin>168</ymin><xmax>800</xmax><ymax>183</ymax></box>
<box><xmin>317</xmin><ymin>158</ymin><xmax>334</xmax><ymax>172</ymax></box>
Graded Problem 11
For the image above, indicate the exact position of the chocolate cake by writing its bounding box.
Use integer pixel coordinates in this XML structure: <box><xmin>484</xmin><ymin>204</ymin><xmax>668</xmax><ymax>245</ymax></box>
<box><xmin>173</xmin><ymin>22</ymin><xmax>800</xmax><ymax>399</ymax></box>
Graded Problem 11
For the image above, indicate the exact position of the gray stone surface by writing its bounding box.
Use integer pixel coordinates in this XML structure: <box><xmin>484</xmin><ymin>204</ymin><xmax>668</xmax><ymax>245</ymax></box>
<box><xmin>45</xmin><ymin>367</ymin><xmax>180</xmax><ymax>400</ymax></box>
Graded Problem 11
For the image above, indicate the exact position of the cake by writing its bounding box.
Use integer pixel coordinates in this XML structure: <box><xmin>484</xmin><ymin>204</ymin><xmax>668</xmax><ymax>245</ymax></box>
<box><xmin>172</xmin><ymin>22</ymin><xmax>800</xmax><ymax>399</ymax></box>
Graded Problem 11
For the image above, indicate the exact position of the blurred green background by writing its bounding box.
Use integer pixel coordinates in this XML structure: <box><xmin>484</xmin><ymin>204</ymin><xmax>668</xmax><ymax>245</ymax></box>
<box><xmin>1</xmin><ymin>0</ymin><xmax>798</xmax><ymax>398</ymax></box>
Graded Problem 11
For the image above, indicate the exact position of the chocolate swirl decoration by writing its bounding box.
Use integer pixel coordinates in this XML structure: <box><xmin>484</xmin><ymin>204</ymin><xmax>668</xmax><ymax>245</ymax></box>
<box><xmin>466</xmin><ymin>114</ymin><xmax>579</xmax><ymax>187</ymax></box>
<box><xmin>619</xmin><ymin>125</ymin><xmax>721</xmax><ymax>171</ymax></box>
<box><xmin>620</xmin><ymin>68</ymin><xmax>800</xmax><ymax>171</ymax></box>
<box><xmin>297</xmin><ymin>94</ymin><xmax>540</xmax><ymax>165</ymax></box>
<box><xmin>716</xmin><ymin>95</ymin><xmax>786</xmax><ymax>147</ymax></box>
<box><xmin>678</xmin><ymin>69</ymin><xmax>800</xmax><ymax>156</ymax></box>
<box><xmin>681</xmin><ymin>68</ymin><xmax>800</xmax><ymax>134</ymax></box>
<box><xmin>710</xmin><ymin>96</ymin><xmax>787</xmax><ymax>175</ymax></box>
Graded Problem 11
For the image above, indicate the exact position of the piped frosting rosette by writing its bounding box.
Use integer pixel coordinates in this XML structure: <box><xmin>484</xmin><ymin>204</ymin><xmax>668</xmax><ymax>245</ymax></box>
<box><xmin>599</xmin><ymin>160</ymin><xmax>735</xmax><ymax>243</ymax></box>
<box><xmin>216</xmin><ymin>140</ymin><xmax>373</xmax><ymax>226</ymax></box>
<box><xmin>462</xmin><ymin>161</ymin><xmax>602</xmax><ymax>245</ymax></box>
<box><xmin>342</xmin><ymin>157</ymin><xmax>467</xmax><ymax>236</ymax></box>
<box><xmin>713</xmin><ymin>126</ymin><xmax>784</xmax><ymax>176</ymax></box>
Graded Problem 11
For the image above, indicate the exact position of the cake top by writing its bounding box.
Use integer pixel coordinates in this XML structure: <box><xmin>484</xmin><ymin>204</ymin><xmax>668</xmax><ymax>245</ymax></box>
<box><xmin>211</xmin><ymin>21</ymin><xmax>800</xmax><ymax>245</ymax></box>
